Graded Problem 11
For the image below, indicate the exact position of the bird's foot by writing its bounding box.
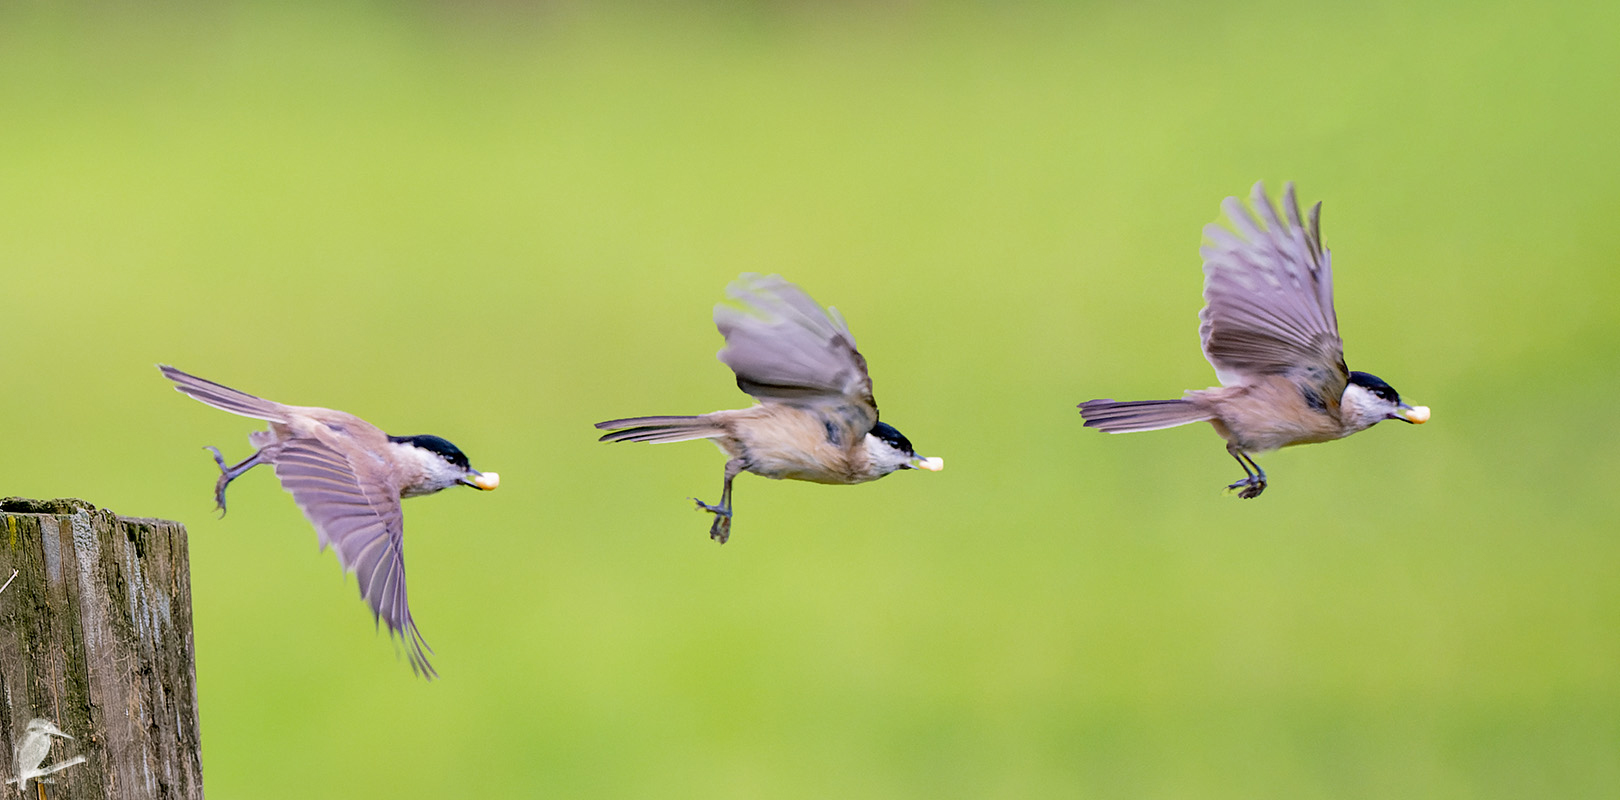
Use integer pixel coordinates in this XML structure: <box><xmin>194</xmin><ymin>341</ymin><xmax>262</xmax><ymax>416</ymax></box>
<box><xmin>204</xmin><ymin>446</ymin><xmax>231</xmax><ymax>516</ymax></box>
<box><xmin>1226</xmin><ymin>476</ymin><xmax>1267</xmax><ymax>499</ymax></box>
<box><xmin>691</xmin><ymin>498</ymin><xmax>731</xmax><ymax>518</ymax></box>
<box><xmin>691</xmin><ymin>498</ymin><xmax>733</xmax><ymax>544</ymax></box>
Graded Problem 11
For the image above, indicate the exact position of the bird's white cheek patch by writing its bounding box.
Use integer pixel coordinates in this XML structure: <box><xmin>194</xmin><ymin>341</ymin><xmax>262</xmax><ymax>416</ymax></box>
<box><xmin>916</xmin><ymin>457</ymin><xmax>944</xmax><ymax>472</ymax></box>
<box><xmin>473</xmin><ymin>472</ymin><xmax>501</xmax><ymax>490</ymax></box>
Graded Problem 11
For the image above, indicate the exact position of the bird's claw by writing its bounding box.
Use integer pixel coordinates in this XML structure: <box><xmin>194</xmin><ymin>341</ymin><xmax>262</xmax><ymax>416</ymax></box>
<box><xmin>690</xmin><ymin>498</ymin><xmax>733</xmax><ymax>544</ymax></box>
<box><xmin>708</xmin><ymin>516</ymin><xmax>732</xmax><ymax>544</ymax></box>
<box><xmin>690</xmin><ymin>498</ymin><xmax>731</xmax><ymax>518</ymax></box>
<box><xmin>1226</xmin><ymin>477</ymin><xmax>1267</xmax><ymax>499</ymax></box>
<box><xmin>204</xmin><ymin>446</ymin><xmax>231</xmax><ymax>516</ymax></box>
<box><xmin>204</xmin><ymin>445</ymin><xmax>228</xmax><ymax>471</ymax></box>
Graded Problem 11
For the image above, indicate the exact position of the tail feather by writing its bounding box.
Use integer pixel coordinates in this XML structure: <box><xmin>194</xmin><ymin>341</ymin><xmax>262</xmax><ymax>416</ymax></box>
<box><xmin>595</xmin><ymin>415</ymin><xmax>723</xmax><ymax>444</ymax></box>
<box><xmin>1079</xmin><ymin>398</ymin><xmax>1211</xmax><ymax>433</ymax></box>
<box><xmin>159</xmin><ymin>365</ymin><xmax>289</xmax><ymax>422</ymax></box>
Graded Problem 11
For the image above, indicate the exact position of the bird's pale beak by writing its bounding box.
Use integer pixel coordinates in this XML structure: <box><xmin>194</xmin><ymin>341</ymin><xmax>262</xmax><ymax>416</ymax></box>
<box><xmin>461</xmin><ymin>471</ymin><xmax>501</xmax><ymax>490</ymax></box>
<box><xmin>1392</xmin><ymin>403</ymin><xmax>1430</xmax><ymax>424</ymax></box>
<box><xmin>910</xmin><ymin>456</ymin><xmax>945</xmax><ymax>472</ymax></box>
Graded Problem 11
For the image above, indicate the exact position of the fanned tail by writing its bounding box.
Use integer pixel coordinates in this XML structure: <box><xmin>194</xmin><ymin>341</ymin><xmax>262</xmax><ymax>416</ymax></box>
<box><xmin>1078</xmin><ymin>399</ymin><xmax>1211</xmax><ymax>433</ymax></box>
<box><xmin>595</xmin><ymin>415</ymin><xmax>723</xmax><ymax>444</ymax></box>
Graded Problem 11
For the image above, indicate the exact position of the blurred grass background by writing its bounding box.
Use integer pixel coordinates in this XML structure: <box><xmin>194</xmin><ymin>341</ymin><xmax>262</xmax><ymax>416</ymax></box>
<box><xmin>2</xmin><ymin>1</ymin><xmax>1618</xmax><ymax>797</ymax></box>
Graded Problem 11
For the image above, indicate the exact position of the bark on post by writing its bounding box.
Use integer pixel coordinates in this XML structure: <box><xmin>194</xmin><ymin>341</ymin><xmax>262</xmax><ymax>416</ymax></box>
<box><xmin>0</xmin><ymin>498</ymin><xmax>203</xmax><ymax>799</ymax></box>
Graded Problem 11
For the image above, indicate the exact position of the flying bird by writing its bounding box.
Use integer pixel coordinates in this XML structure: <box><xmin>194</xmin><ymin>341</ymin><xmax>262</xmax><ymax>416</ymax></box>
<box><xmin>596</xmin><ymin>273</ymin><xmax>942</xmax><ymax>543</ymax></box>
<box><xmin>160</xmin><ymin>365</ymin><xmax>499</xmax><ymax>677</ymax></box>
<box><xmin>1079</xmin><ymin>182</ymin><xmax>1428</xmax><ymax>498</ymax></box>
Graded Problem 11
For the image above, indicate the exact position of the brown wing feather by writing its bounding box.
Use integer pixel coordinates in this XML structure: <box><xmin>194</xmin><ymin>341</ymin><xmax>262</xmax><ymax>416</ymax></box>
<box><xmin>1199</xmin><ymin>182</ymin><xmax>1347</xmax><ymax>400</ymax></box>
<box><xmin>273</xmin><ymin>439</ymin><xmax>435</xmax><ymax>678</ymax></box>
<box><xmin>713</xmin><ymin>273</ymin><xmax>878</xmax><ymax>439</ymax></box>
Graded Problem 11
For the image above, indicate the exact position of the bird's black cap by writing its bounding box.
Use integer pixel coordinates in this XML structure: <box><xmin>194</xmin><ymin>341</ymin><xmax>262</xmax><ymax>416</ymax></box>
<box><xmin>1348</xmin><ymin>371</ymin><xmax>1401</xmax><ymax>403</ymax></box>
<box><xmin>869</xmin><ymin>421</ymin><xmax>916</xmax><ymax>455</ymax></box>
<box><xmin>389</xmin><ymin>434</ymin><xmax>472</xmax><ymax>470</ymax></box>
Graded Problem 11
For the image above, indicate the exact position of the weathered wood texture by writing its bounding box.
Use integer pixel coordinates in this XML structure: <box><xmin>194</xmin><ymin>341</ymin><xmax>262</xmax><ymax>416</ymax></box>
<box><xmin>0</xmin><ymin>498</ymin><xmax>203</xmax><ymax>799</ymax></box>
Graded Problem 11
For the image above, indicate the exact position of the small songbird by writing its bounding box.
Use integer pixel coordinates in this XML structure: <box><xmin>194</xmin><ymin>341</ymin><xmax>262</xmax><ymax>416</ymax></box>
<box><xmin>1079</xmin><ymin>182</ymin><xmax>1428</xmax><ymax>498</ymax></box>
<box><xmin>596</xmin><ymin>273</ymin><xmax>943</xmax><ymax>544</ymax></box>
<box><xmin>159</xmin><ymin>365</ymin><xmax>499</xmax><ymax>677</ymax></box>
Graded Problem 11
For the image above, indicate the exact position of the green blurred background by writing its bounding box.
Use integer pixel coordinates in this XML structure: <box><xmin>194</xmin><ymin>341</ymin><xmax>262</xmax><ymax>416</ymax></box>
<box><xmin>2</xmin><ymin>1</ymin><xmax>1617</xmax><ymax>797</ymax></box>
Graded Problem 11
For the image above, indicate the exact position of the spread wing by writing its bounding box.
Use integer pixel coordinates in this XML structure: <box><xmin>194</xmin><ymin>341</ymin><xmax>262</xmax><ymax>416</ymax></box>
<box><xmin>713</xmin><ymin>273</ymin><xmax>878</xmax><ymax>439</ymax></box>
<box><xmin>273</xmin><ymin>438</ymin><xmax>435</xmax><ymax>678</ymax></box>
<box><xmin>1199</xmin><ymin>181</ymin><xmax>1347</xmax><ymax>400</ymax></box>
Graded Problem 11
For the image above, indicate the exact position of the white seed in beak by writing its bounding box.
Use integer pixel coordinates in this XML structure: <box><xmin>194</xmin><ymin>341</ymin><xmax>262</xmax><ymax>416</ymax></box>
<box><xmin>915</xmin><ymin>457</ymin><xmax>944</xmax><ymax>472</ymax></box>
<box><xmin>472</xmin><ymin>472</ymin><xmax>500</xmax><ymax>490</ymax></box>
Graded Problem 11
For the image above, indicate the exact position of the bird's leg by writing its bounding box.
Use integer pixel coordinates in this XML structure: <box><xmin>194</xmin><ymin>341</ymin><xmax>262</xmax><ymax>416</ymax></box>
<box><xmin>205</xmin><ymin>446</ymin><xmax>267</xmax><ymax>516</ymax></box>
<box><xmin>1245</xmin><ymin>453</ymin><xmax>1269</xmax><ymax>497</ymax></box>
<box><xmin>692</xmin><ymin>458</ymin><xmax>744</xmax><ymax>544</ymax></box>
<box><xmin>1224</xmin><ymin>444</ymin><xmax>1267</xmax><ymax>499</ymax></box>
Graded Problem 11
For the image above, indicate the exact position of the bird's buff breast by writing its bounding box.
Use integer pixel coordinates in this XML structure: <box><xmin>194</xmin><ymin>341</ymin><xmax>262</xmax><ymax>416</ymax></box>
<box><xmin>719</xmin><ymin>409</ymin><xmax>864</xmax><ymax>485</ymax></box>
<box><xmin>1205</xmin><ymin>382</ymin><xmax>1344</xmax><ymax>453</ymax></box>
<box><xmin>1213</xmin><ymin>407</ymin><xmax>1343</xmax><ymax>453</ymax></box>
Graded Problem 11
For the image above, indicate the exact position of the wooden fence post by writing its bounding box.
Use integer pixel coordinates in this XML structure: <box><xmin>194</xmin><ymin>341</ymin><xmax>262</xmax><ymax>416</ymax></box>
<box><xmin>0</xmin><ymin>497</ymin><xmax>203</xmax><ymax>799</ymax></box>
